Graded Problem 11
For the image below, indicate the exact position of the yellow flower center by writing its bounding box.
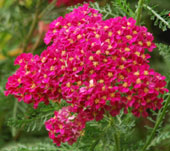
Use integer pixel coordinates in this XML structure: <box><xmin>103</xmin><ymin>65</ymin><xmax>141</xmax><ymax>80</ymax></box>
<box><xmin>108</xmin><ymin>31</ymin><xmax>113</xmax><ymax>37</ymax></box>
<box><xmin>126</xmin><ymin>35</ymin><xmax>132</xmax><ymax>40</ymax></box>
<box><xmin>66</xmin><ymin>82</ymin><xmax>71</xmax><ymax>87</ymax></box>
<box><xmin>136</xmin><ymin>78</ymin><xmax>141</xmax><ymax>84</ymax></box>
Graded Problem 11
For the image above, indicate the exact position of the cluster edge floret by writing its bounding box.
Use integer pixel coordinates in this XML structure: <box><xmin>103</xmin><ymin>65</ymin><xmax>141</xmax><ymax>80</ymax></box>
<box><xmin>5</xmin><ymin>4</ymin><xmax>168</xmax><ymax>146</ymax></box>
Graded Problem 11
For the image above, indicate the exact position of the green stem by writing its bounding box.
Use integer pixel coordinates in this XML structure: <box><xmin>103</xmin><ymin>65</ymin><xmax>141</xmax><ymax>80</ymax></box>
<box><xmin>114</xmin><ymin>129</ymin><xmax>120</xmax><ymax>151</ymax></box>
<box><xmin>38</xmin><ymin>0</ymin><xmax>58</xmax><ymax>19</ymax></box>
<box><xmin>30</xmin><ymin>32</ymin><xmax>43</xmax><ymax>53</ymax></box>
<box><xmin>89</xmin><ymin>116</ymin><xmax>112</xmax><ymax>151</ymax></box>
<box><xmin>89</xmin><ymin>123</ymin><xmax>110</xmax><ymax>151</ymax></box>
<box><xmin>23</xmin><ymin>0</ymin><xmax>41</xmax><ymax>52</ymax></box>
<box><xmin>135</xmin><ymin>0</ymin><xmax>144</xmax><ymax>25</ymax></box>
<box><xmin>90</xmin><ymin>137</ymin><xmax>101</xmax><ymax>151</ymax></box>
<box><xmin>23</xmin><ymin>0</ymin><xmax>58</xmax><ymax>52</ymax></box>
<box><xmin>143</xmin><ymin>4</ymin><xmax>170</xmax><ymax>28</ymax></box>
<box><xmin>110</xmin><ymin>117</ymin><xmax>120</xmax><ymax>151</ymax></box>
<box><xmin>12</xmin><ymin>100</ymin><xmax>18</xmax><ymax>138</ymax></box>
<box><xmin>142</xmin><ymin>95</ymin><xmax>170</xmax><ymax>151</ymax></box>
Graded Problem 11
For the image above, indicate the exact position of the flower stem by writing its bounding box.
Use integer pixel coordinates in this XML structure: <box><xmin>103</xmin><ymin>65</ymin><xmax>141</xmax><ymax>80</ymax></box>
<box><xmin>12</xmin><ymin>100</ymin><xmax>18</xmax><ymax>138</ymax></box>
<box><xmin>23</xmin><ymin>0</ymin><xmax>58</xmax><ymax>52</ymax></box>
<box><xmin>23</xmin><ymin>0</ymin><xmax>41</xmax><ymax>52</ymax></box>
<box><xmin>89</xmin><ymin>120</ymin><xmax>111</xmax><ymax>151</ymax></box>
<box><xmin>38</xmin><ymin>0</ymin><xmax>58</xmax><ymax>19</ymax></box>
<box><xmin>90</xmin><ymin>116</ymin><xmax>120</xmax><ymax>151</ymax></box>
<box><xmin>135</xmin><ymin>0</ymin><xmax>144</xmax><ymax>25</ymax></box>
<box><xmin>114</xmin><ymin>129</ymin><xmax>120</xmax><ymax>151</ymax></box>
<box><xmin>110</xmin><ymin>117</ymin><xmax>120</xmax><ymax>151</ymax></box>
<box><xmin>142</xmin><ymin>95</ymin><xmax>170</xmax><ymax>151</ymax></box>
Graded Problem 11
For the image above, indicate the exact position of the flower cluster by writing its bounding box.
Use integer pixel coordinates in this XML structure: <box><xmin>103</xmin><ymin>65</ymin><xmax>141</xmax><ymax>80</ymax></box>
<box><xmin>45</xmin><ymin>106</ymin><xmax>88</xmax><ymax>146</ymax></box>
<box><xmin>5</xmin><ymin>4</ymin><xmax>168</xmax><ymax>146</ymax></box>
<box><xmin>49</xmin><ymin>0</ymin><xmax>93</xmax><ymax>7</ymax></box>
<box><xmin>5</xmin><ymin>53</ymin><xmax>50</xmax><ymax>108</ymax></box>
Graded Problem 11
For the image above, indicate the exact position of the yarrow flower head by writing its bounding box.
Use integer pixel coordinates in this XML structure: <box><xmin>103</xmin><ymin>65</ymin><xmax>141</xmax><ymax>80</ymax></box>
<box><xmin>5</xmin><ymin>4</ymin><xmax>168</xmax><ymax>146</ymax></box>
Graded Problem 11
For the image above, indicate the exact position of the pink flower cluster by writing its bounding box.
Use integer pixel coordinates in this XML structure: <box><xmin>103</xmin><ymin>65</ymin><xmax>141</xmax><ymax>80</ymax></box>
<box><xmin>5</xmin><ymin>4</ymin><xmax>168</xmax><ymax>146</ymax></box>
<box><xmin>49</xmin><ymin>0</ymin><xmax>93</xmax><ymax>7</ymax></box>
<box><xmin>45</xmin><ymin>107</ymin><xmax>88</xmax><ymax>146</ymax></box>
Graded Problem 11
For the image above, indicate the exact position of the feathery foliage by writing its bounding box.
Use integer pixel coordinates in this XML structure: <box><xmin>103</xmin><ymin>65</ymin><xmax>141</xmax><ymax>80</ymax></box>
<box><xmin>144</xmin><ymin>4</ymin><xmax>170</xmax><ymax>31</ymax></box>
<box><xmin>156</xmin><ymin>43</ymin><xmax>170</xmax><ymax>63</ymax></box>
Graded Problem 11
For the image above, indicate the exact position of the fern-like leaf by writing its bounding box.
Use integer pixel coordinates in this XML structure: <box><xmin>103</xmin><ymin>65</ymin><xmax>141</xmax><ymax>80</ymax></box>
<box><xmin>144</xmin><ymin>4</ymin><xmax>170</xmax><ymax>31</ymax></box>
<box><xmin>149</xmin><ymin>131</ymin><xmax>170</xmax><ymax>148</ymax></box>
<box><xmin>112</xmin><ymin>0</ymin><xmax>135</xmax><ymax>18</ymax></box>
<box><xmin>156</xmin><ymin>43</ymin><xmax>170</xmax><ymax>63</ymax></box>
